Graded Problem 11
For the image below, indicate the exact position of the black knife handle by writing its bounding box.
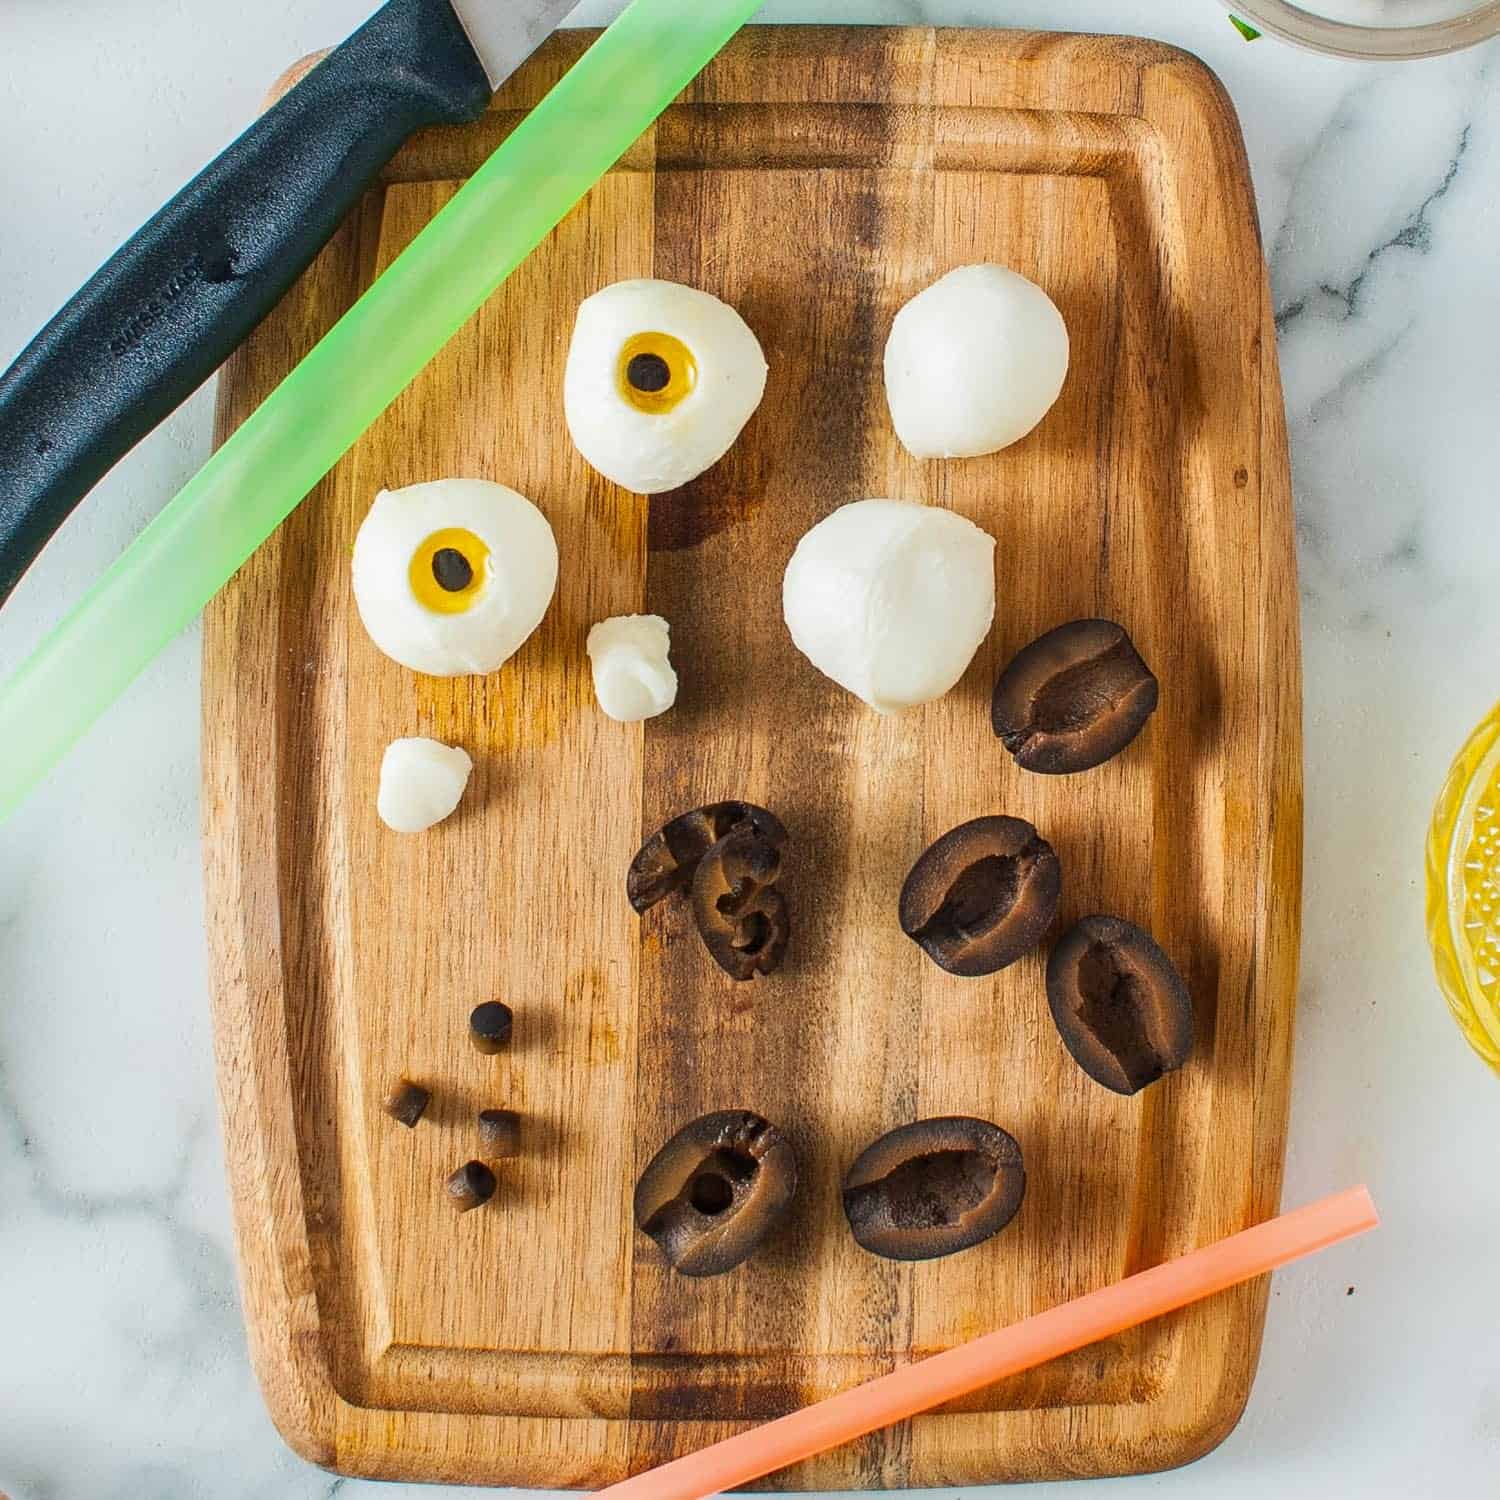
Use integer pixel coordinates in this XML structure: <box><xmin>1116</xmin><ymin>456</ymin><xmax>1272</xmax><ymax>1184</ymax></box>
<box><xmin>0</xmin><ymin>0</ymin><xmax>491</xmax><ymax>607</ymax></box>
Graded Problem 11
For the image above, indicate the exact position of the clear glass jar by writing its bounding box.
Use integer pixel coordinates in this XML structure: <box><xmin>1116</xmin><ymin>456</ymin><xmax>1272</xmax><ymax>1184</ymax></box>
<box><xmin>1223</xmin><ymin>0</ymin><xmax>1500</xmax><ymax>58</ymax></box>
<box><xmin>1426</xmin><ymin>700</ymin><xmax>1500</xmax><ymax>1075</ymax></box>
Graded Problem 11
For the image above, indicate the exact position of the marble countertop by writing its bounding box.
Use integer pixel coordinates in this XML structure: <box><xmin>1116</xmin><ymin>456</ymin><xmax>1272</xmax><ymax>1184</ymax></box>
<box><xmin>4</xmin><ymin>2</ymin><xmax>1499</xmax><ymax>1496</ymax></box>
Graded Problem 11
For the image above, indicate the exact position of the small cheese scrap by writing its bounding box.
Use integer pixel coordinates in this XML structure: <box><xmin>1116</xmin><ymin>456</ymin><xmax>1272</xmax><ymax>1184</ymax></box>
<box><xmin>377</xmin><ymin>737</ymin><xmax>473</xmax><ymax>833</ymax></box>
<box><xmin>587</xmin><ymin>614</ymin><xmax>678</xmax><ymax>722</ymax></box>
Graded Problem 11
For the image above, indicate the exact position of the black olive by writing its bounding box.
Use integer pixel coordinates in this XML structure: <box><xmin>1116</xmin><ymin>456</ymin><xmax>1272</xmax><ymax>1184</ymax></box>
<box><xmin>842</xmin><ymin>1117</ymin><xmax>1025</xmax><ymax>1261</ymax></box>
<box><xmin>691</xmin><ymin>826</ymin><xmax>790</xmax><ymax>981</ymax></box>
<box><xmin>478</xmin><ymin>1108</ymin><xmax>521</xmax><ymax>1157</ymax></box>
<box><xmin>899</xmin><ymin>816</ymin><xmax>1060</xmax><ymax>977</ymax></box>
<box><xmin>446</xmin><ymin>1160</ymin><xmax>497</xmax><ymax>1213</ymax></box>
<box><xmin>431</xmin><ymin>546</ymin><xmax>474</xmax><ymax>592</ymax></box>
<box><xmin>991</xmin><ymin>619</ymin><xmax>1158</xmax><ymax>774</ymax></box>
<box><xmin>627</xmin><ymin>801</ymin><xmax>785</xmax><ymax>914</ymax></box>
<box><xmin>633</xmin><ymin>1110</ymin><xmax>797</xmax><ymax>1277</ymax></box>
<box><xmin>381</xmin><ymin>1078</ymin><xmax>430</xmax><ymax>1128</ymax></box>
<box><xmin>626</xmin><ymin>352</ymin><xmax>672</xmax><ymax>393</ymax></box>
<box><xmin>1045</xmin><ymin>914</ymin><xmax>1193</xmax><ymax>1094</ymax></box>
<box><xmin>469</xmin><ymin>1001</ymin><xmax>514</xmax><ymax>1055</ymax></box>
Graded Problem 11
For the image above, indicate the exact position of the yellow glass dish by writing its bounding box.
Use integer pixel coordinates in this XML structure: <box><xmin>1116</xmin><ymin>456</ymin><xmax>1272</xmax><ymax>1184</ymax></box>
<box><xmin>1426</xmin><ymin>698</ymin><xmax>1500</xmax><ymax>1074</ymax></box>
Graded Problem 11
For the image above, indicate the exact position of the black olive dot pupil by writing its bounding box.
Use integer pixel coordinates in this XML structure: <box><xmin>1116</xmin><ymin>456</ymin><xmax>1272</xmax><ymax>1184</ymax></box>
<box><xmin>431</xmin><ymin>546</ymin><xmax>474</xmax><ymax>592</ymax></box>
<box><xmin>626</xmin><ymin>352</ymin><xmax>672</xmax><ymax>393</ymax></box>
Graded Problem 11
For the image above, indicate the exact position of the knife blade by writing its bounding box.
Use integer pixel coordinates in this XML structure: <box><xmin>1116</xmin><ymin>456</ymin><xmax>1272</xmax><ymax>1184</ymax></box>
<box><xmin>0</xmin><ymin>0</ymin><xmax>579</xmax><ymax>610</ymax></box>
<box><xmin>454</xmin><ymin>0</ymin><xmax>582</xmax><ymax>88</ymax></box>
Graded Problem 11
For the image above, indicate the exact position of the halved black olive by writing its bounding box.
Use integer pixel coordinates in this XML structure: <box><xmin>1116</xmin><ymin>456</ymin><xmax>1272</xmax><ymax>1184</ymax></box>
<box><xmin>991</xmin><ymin>619</ymin><xmax>1158</xmax><ymax>774</ymax></box>
<box><xmin>634</xmin><ymin>1110</ymin><xmax>797</xmax><ymax>1276</ymax></box>
<box><xmin>899</xmin><ymin>816</ymin><xmax>1060</xmax><ymax>976</ymax></box>
<box><xmin>842</xmin><ymin>1116</ymin><xmax>1025</xmax><ymax>1261</ymax></box>
<box><xmin>691</xmin><ymin>826</ymin><xmax>790</xmax><ymax>980</ymax></box>
<box><xmin>627</xmin><ymin>802</ymin><xmax>786</xmax><ymax>914</ymax></box>
<box><xmin>1045</xmin><ymin>914</ymin><xmax>1193</xmax><ymax>1094</ymax></box>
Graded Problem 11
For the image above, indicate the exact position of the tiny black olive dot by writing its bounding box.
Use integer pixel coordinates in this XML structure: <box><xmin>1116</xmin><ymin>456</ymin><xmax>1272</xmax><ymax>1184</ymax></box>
<box><xmin>626</xmin><ymin>352</ymin><xmax>672</xmax><ymax>393</ymax></box>
<box><xmin>469</xmin><ymin>1001</ymin><xmax>514</xmax><ymax>1055</ymax></box>
<box><xmin>431</xmin><ymin>547</ymin><xmax>474</xmax><ymax>592</ymax></box>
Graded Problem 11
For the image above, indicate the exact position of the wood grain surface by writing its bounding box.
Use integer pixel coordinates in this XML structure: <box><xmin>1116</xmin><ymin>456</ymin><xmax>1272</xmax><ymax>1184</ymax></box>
<box><xmin>202</xmin><ymin>26</ymin><xmax>1301</xmax><ymax>1489</ymax></box>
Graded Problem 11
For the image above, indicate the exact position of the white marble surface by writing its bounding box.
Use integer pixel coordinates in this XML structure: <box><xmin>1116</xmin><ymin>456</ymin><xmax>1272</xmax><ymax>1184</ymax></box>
<box><xmin>3</xmin><ymin>2</ymin><xmax>1500</xmax><ymax>1496</ymax></box>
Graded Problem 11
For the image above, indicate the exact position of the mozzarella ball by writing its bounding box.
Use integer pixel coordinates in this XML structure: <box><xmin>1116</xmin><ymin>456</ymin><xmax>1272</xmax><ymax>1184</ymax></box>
<box><xmin>587</xmin><ymin>614</ymin><xmax>678</xmax><ymax>722</ymax></box>
<box><xmin>884</xmin><ymin>264</ymin><xmax>1069</xmax><ymax>459</ymax></box>
<box><xmin>351</xmin><ymin>478</ymin><xmax>557</xmax><ymax>676</ymax></box>
<box><xmin>564</xmin><ymin>279</ymin><xmax>767</xmax><ymax>494</ymax></box>
<box><xmin>783</xmin><ymin>500</ymin><xmax>995</xmax><ymax>715</ymax></box>
<box><xmin>377</xmin><ymin>738</ymin><xmax>473</xmax><ymax>833</ymax></box>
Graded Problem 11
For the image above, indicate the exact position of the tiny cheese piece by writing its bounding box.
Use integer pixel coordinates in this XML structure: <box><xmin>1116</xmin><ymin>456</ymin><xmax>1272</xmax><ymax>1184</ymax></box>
<box><xmin>377</xmin><ymin>737</ymin><xmax>473</xmax><ymax>833</ymax></box>
<box><xmin>587</xmin><ymin>614</ymin><xmax>678</xmax><ymax>722</ymax></box>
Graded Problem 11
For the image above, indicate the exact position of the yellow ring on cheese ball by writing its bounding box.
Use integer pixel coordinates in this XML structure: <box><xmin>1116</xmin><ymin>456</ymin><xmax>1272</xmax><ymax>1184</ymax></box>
<box><xmin>618</xmin><ymin>332</ymin><xmax>698</xmax><ymax>415</ymax></box>
<box><xmin>409</xmin><ymin>527</ymin><xmax>490</xmax><ymax>615</ymax></box>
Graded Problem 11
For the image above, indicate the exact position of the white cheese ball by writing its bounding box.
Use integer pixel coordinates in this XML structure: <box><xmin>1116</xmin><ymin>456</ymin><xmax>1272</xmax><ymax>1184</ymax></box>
<box><xmin>587</xmin><ymin>614</ymin><xmax>678</xmax><ymax>722</ymax></box>
<box><xmin>564</xmin><ymin>279</ymin><xmax>767</xmax><ymax>494</ymax></box>
<box><xmin>783</xmin><ymin>500</ymin><xmax>996</xmax><ymax>715</ymax></box>
<box><xmin>351</xmin><ymin>478</ymin><xmax>558</xmax><ymax>676</ymax></box>
<box><xmin>377</xmin><ymin>738</ymin><xmax>473</xmax><ymax>833</ymax></box>
<box><xmin>884</xmin><ymin>264</ymin><xmax>1069</xmax><ymax>459</ymax></box>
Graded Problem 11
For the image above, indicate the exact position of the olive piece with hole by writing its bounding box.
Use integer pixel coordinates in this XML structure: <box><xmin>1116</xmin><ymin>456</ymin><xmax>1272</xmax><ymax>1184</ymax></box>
<box><xmin>469</xmin><ymin>1001</ymin><xmax>514</xmax><ymax>1055</ymax></box>
<box><xmin>381</xmin><ymin>1078</ymin><xmax>430</xmax><ymax>1128</ymax></box>
<box><xmin>633</xmin><ymin>1110</ymin><xmax>797</xmax><ymax>1277</ymax></box>
<box><xmin>1045</xmin><ymin>914</ymin><xmax>1193</xmax><ymax>1094</ymax></box>
<box><xmin>691</xmin><ymin>826</ymin><xmax>790</xmax><ymax>980</ymax></box>
<box><xmin>446</xmin><ymin>1160</ymin><xmax>498</xmax><ymax>1213</ymax></box>
<box><xmin>628</xmin><ymin>801</ymin><xmax>785</xmax><ymax>914</ymax></box>
<box><xmin>478</xmin><ymin>1108</ymin><xmax>521</xmax><ymax>1157</ymax></box>
<box><xmin>842</xmin><ymin>1116</ymin><xmax>1025</xmax><ymax>1261</ymax></box>
<box><xmin>991</xmin><ymin>618</ymin><xmax>1158</xmax><ymax>774</ymax></box>
<box><xmin>899</xmin><ymin>815</ymin><xmax>1060</xmax><ymax>977</ymax></box>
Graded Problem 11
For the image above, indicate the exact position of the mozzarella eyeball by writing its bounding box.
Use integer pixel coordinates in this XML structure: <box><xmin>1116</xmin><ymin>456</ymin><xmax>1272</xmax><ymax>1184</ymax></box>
<box><xmin>884</xmin><ymin>264</ymin><xmax>1069</xmax><ymax>460</ymax></box>
<box><xmin>377</xmin><ymin>738</ymin><xmax>473</xmax><ymax>833</ymax></box>
<box><xmin>783</xmin><ymin>499</ymin><xmax>996</xmax><ymax>715</ymax></box>
<box><xmin>564</xmin><ymin>279</ymin><xmax>768</xmax><ymax>494</ymax></box>
<box><xmin>587</xmin><ymin>614</ymin><xmax>678</xmax><ymax>723</ymax></box>
<box><xmin>351</xmin><ymin>478</ymin><xmax>558</xmax><ymax>676</ymax></box>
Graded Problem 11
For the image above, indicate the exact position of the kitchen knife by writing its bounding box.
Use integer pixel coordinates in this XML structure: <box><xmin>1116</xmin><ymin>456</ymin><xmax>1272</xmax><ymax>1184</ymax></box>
<box><xmin>0</xmin><ymin>0</ymin><xmax>579</xmax><ymax>608</ymax></box>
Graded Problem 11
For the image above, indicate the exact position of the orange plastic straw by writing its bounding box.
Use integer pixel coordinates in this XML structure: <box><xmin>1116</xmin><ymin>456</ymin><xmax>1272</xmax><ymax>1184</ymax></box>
<box><xmin>596</xmin><ymin>1186</ymin><xmax>1378</xmax><ymax>1500</ymax></box>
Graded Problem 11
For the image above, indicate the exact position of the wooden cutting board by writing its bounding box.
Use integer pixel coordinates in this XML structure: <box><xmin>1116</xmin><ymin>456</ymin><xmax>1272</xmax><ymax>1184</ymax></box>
<box><xmin>202</xmin><ymin>26</ymin><xmax>1300</xmax><ymax>1490</ymax></box>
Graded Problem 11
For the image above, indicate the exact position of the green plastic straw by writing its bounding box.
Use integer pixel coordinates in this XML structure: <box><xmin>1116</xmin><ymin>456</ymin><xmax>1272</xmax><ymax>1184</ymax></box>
<box><xmin>0</xmin><ymin>0</ymin><xmax>763</xmax><ymax>824</ymax></box>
